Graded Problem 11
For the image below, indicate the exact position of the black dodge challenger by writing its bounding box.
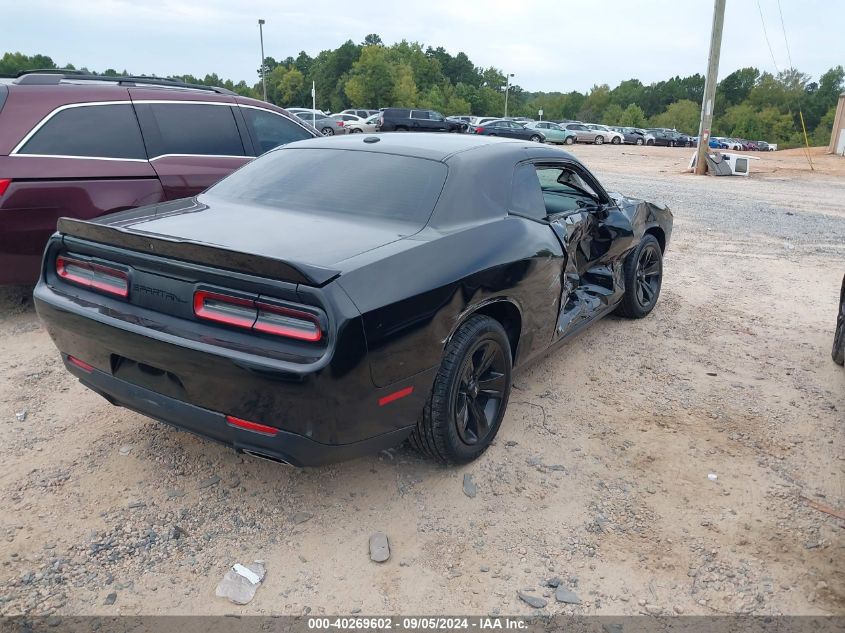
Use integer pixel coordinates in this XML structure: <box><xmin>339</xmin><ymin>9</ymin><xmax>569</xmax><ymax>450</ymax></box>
<box><xmin>34</xmin><ymin>134</ymin><xmax>673</xmax><ymax>466</ymax></box>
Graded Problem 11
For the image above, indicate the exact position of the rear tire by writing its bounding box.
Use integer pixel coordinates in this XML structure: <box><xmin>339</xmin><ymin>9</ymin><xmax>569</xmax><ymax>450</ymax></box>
<box><xmin>564</xmin><ymin>136</ymin><xmax>575</xmax><ymax>145</ymax></box>
<box><xmin>395</xmin><ymin>126</ymin><xmax>408</xmax><ymax>132</ymax></box>
<box><xmin>529</xmin><ymin>134</ymin><xmax>542</xmax><ymax>143</ymax></box>
<box><xmin>635</xmin><ymin>138</ymin><xmax>644</xmax><ymax>146</ymax></box>
<box><xmin>833</xmin><ymin>293</ymin><xmax>845</xmax><ymax>366</ymax></box>
<box><xmin>611</xmin><ymin>136</ymin><xmax>621</xmax><ymax>145</ymax></box>
<box><xmin>615</xmin><ymin>234</ymin><xmax>663</xmax><ymax>319</ymax></box>
<box><xmin>321</xmin><ymin>127</ymin><xmax>334</xmax><ymax>136</ymax></box>
<box><xmin>594</xmin><ymin>136</ymin><xmax>604</xmax><ymax>145</ymax></box>
<box><xmin>350</xmin><ymin>128</ymin><xmax>363</xmax><ymax>133</ymax></box>
<box><xmin>409</xmin><ymin>315</ymin><xmax>512</xmax><ymax>464</ymax></box>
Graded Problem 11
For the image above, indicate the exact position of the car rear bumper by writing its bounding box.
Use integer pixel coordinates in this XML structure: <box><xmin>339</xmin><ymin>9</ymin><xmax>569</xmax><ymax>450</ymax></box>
<box><xmin>64</xmin><ymin>355</ymin><xmax>414</xmax><ymax>467</ymax></box>
<box><xmin>34</xmin><ymin>281</ymin><xmax>436</xmax><ymax>466</ymax></box>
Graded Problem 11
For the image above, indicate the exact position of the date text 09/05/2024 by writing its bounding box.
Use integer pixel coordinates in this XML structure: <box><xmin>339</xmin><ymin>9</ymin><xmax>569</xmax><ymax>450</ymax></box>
<box><xmin>307</xmin><ymin>617</ymin><xmax>529</xmax><ymax>630</ymax></box>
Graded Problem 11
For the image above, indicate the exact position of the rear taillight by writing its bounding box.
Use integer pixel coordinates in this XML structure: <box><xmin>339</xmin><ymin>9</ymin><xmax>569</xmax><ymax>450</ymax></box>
<box><xmin>0</xmin><ymin>179</ymin><xmax>11</xmax><ymax>197</ymax></box>
<box><xmin>253</xmin><ymin>302</ymin><xmax>321</xmax><ymax>342</ymax></box>
<box><xmin>56</xmin><ymin>255</ymin><xmax>128</xmax><ymax>298</ymax></box>
<box><xmin>193</xmin><ymin>290</ymin><xmax>256</xmax><ymax>328</ymax></box>
<box><xmin>226</xmin><ymin>415</ymin><xmax>279</xmax><ymax>436</ymax></box>
<box><xmin>193</xmin><ymin>290</ymin><xmax>323</xmax><ymax>342</ymax></box>
<box><xmin>337</xmin><ymin>121</ymin><xmax>344</xmax><ymax>127</ymax></box>
<box><xmin>474</xmin><ymin>127</ymin><xmax>485</xmax><ymax>134</ymax></box>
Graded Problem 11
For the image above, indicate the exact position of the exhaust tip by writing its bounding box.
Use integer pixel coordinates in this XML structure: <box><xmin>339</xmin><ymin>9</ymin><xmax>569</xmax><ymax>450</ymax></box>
<box><xmin>242</xmin><ymin>449</ymin><xmax>292</xmax><ymax>466</ymax></box>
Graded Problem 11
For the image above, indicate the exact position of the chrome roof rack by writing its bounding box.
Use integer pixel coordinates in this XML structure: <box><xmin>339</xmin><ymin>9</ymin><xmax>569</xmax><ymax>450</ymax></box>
<box><xmin>7</xmin><ymin>70</ymin><xmax>236</xmax><ymax>95</ymax></box>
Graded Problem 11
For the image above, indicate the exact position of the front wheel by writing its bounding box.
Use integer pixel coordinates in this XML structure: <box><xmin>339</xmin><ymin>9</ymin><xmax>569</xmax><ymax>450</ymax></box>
<box><xmin>564</xmin><ymin>136</ymin><xmax>575</xmax><ymax>145</ymax></box>
<box><xmin>529</xmin><ymin>134</ymin><xmax>542</xmax><ymax>143</ymax></box>
<box><xmin>647</xmin><ymin>139</ymin><xmax>655</xmax><ymax>146</ymax></box>
<box><xmin>635</xmin><ymin>138</ymin><xmax>644</xmax><ymax>146</ymax></box>
<box><xmin>594</xmin><ymin>136</ymin><xmax>604</xmax><ymax>145</ymax></box>
<box><xmin>611</xmin><ymin>136</ymin><xmax>621</xmax><ymax>145</ymax></box>
<box><xmin>833</xmin><ymin>292</ymin><xmax>845</xmax><ymax>366</ymax></box>
<box><xmin>615</xmin><ymin>234</ymin><xmax>663</xmax><ymax>319</ymax></box>
<box><xmin>409</xmin><ymin>315</ymin><xmax>512</xmax><ymax>464</ymax></box>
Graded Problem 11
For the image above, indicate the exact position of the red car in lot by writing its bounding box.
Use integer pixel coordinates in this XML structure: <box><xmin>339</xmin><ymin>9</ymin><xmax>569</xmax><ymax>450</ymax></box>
<box><xmin>0</xmin><ymin>71</ymin><xmax>318</xmax><ymax>285</ymax></box>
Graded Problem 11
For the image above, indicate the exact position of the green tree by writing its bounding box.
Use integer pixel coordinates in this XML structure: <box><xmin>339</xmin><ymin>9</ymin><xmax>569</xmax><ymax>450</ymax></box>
<box><xmin>391</xmin><ymin>62</ymin><xmax>417</xmax><ymax>107</ymax></box>
<box><xmin>649</xmin><ymin>99</ymin><xmax>700</xmax><ymax>134</ymax></box>
<box><xmin>601</xmin><ymin>103</ymin><xmax>624</xmax><ymax>125</ymax></box>
<box><xmin>619</xmin><ymin>103</ymin><xmax>647</xmax><ymax>127</ymax></box>
<box><xmin>344</xmin><ymin>45</ymin><xmax>394</xmax><ymax>108</ymax></box>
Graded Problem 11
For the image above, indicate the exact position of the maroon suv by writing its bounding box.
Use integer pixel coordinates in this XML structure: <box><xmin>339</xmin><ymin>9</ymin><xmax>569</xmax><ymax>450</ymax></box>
<box><xmin>0</xmin><ymin>72</ymin><xmax>318</xmax><ymax>285</ymax></box>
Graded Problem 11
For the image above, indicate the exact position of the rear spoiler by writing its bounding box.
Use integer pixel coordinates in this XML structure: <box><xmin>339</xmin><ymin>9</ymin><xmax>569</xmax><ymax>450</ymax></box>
<box><xmin>57</xmin><ymin>217</ymin><xmax>340</xmax><ymax>287</ymax></box>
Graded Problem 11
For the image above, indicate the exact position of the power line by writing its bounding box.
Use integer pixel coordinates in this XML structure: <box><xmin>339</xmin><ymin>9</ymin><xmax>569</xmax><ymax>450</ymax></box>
<box><xmin>757</xmin><ymin>0</ymin><xmax>780</xmax><ymax>73</ymax></box>
<box><xmin>776</xmin><ymin>0</ymin><xmax>794</xmax><ymax>70</ymax></box>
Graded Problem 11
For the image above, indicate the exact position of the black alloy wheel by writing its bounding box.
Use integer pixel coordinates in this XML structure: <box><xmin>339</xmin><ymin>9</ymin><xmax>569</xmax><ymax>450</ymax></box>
<box><xmin>634</xmin><ymin>242</ymin><xmax>662</xmax><ymax>310</ymax></box>
<box><xmin>453</xmin><ymin>339</ymin><xmax>508</xmax><ymax>446</ymax></box>
<box><xmin>615</xmin><ymin>234</ymin><xmax>663</xmax><ymax>318</ymax></box>
<box><xmin>529</xmin><ymin>134</ymin><xmax>542</xmax><ymax>143</ymax></box>
<box><xmin>833</xmin><ymin>290</ymin><xmax>845</xmax><ymax>365</ymax></box>
<box><xmin>410</xmin><ymin>315</ymin><xmax>512</xmax><ymax>464</ymax></box>
<box><xmin>321</xmin><ymin>127</ymin><xmax>334</xmax><ymax>136</ymax></box>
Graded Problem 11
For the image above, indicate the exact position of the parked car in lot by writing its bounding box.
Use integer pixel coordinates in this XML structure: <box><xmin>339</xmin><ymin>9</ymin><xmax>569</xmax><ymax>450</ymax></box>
<box><xmin>469</xmin><ymin>116</ymin><xmax>500</xmax><ymax>129</ymax></box>
<box><xmin>584</xmin><ymin>124</ymin><xmax>624</xmax><ymax>144</ymax></box>
<box><xmin>448</xmin><ymin>115</ymin><xmax>474</xmax><ymax>125</ymax></box>
<box><xmin>525</xmin><ymin>121</ymin><xmax>576</xmax><ymax>144</ymax></box>
<box><xmin>611</xmin><ymin>127</ymin><xmax>654</xmax><ymax>146</ymax></box>
<box><xmin>562</xmin><ymin>122</ymin><xmax>607</xmax><ymax>144</ymax></box>
<box><xmin>647</xmin><ymin>129</ymin><xmax>691</xmax><ymax>147</ymax></box>
<box><xmin>756</xmin><ymin>140</ymin><xmax>771</xmax><ymax>151</ymax></box>
<box><xmin>331</xmin><ymin>113</ymin><xmax>364</xmax><ymax>124</ymax></box>
<box><xmin>344</xmin><ymin>113</ymin><xmax>380</xmax><ymax>134</ymax></box>
<box><xmin>340</xmin><ymin>108</ymin><xmax>378</xmax><ymax>118</ymax></box>
<box><xmin>295</xmin><ymin>111</ymin><xmax>347</xmax><ymax>136</ymax></box>
<box><xmin>286</xmin><ymin>107</ymin><xmax>326</xmax><ymax>117</ymax></box>
<box><xmin>377</xmin><ymin>108</ymin><xmax>465</xmax><ymax>133</ymax></box>
<box><xmin>472</xmin><ymin>119</ymin><xmax>545</xmax><ymax>142</ymax></box>
<box><xmin>833</xmin><ymin>274</ymin><xmax>845</xmax><ymax>366</ymax></box>
<box><xmin>0</xmin><ymin>71</ymin><xmax>318</xmax><ymax>285</ymax></box>
<box><xmin>34</xmin><ymin>133</ymin><xmax>672</xmax><ymax>466</ymax></box>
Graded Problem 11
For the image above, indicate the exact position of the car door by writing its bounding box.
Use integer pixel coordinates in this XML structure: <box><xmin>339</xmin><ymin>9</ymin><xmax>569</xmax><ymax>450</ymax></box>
<box><xmin>533</xmin><ymin>161</ymin><xmax>636</xmax><ymax>338</ymax></box>
<box><xmin>566</xmin><ymin>123</ymin><xmax>588</xmax><ymax>142</ymax></box>
<box><xmin>133</xmin><ymin>98</ymin><xmax>253</xmax><ymax>199</ymax></box>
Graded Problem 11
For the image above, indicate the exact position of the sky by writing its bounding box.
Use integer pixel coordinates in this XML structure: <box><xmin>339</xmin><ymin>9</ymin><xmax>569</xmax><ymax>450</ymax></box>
<box><xmin>4</xmin><ymin>0</ymin><xmax>843</xmax><ymax>93</ymax></box>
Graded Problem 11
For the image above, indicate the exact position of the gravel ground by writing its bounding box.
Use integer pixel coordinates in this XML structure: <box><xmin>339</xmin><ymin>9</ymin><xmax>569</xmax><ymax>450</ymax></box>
<box><xmin>0</xmin><ymin>145</ymin><xmax>843</xmax><ymax>617</ymax></box>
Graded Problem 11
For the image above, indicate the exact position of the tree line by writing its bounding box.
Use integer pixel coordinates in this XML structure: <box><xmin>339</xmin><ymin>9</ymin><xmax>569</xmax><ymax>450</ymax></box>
<box><xmin>2</xmin><ymin>39</ymin><xmax>842</xmax><ymax>148</ymax></box>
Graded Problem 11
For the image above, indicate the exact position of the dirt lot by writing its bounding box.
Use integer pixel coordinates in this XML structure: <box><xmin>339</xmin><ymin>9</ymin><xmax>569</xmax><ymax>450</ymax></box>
<box><xmin>0</xmin><ymin>145</ymin><xmax>843</xmax><ymax>618</ymax></box>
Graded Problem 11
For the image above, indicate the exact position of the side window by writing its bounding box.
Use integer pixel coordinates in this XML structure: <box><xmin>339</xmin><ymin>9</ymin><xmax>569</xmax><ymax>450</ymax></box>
<box><xmin>411</xmin><ymin>110</ymin><xmax>430</xmax><ymax>120</ymax></box>
<box><xmin>143</xmin><ymin>103</ymin><xmax>245</xmax><ymax>157</ymax></box>
<box><xmin>510</xmin><ymin>163</ymin><xmax>546</xmax><ymax>220</ymax></box>
<box><xmin>243</xmin><ymin>108</ymin><xmax>313</xmax><ymax>154</ymax></box>
<box><xmin>19</xmin><ymin>104</ymin><xmax>146</xmax><ymax>159</ymax></box>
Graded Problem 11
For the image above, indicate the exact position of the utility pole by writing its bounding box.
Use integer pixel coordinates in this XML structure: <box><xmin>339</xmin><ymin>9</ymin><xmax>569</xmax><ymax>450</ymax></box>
<box><xmin>503</xmin><ymin>73</ymin><xmax>514</xmax><ymax>118</ymax></box>
<box><xmin>694</xmin><ymin>0</ymin><xmax>726</xmax><ymax>175</ymax></box>
<box><xmin>258</xmin><ymin>19</ymin><xmax>267</xmax><ymax>102</ymax></box>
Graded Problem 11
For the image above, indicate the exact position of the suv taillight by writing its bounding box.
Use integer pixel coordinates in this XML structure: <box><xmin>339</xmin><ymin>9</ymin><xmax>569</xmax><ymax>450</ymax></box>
<box><xmin>56</xmin><ymin>255</ymin><xmax>128</xmax><ymax>298</ymax></box>
<box><xmin>0</xmin><ymin>179</ymin><xmax>10</xmax><ymax>197</ymax></box>
<box><xmin>193</xmin><ymin>290</ymin><xmax>322</xmax><ymax>342</ymax></box>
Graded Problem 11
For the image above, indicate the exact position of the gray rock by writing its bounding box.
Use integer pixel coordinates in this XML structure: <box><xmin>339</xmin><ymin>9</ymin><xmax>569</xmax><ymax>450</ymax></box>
<box><xmin>291</xmin><ymin>512</ymin><xmax>313</xmax><ymax>525</ymax></box>
<box><xmin>369</xmin><ymin>532</ymin><xmax>390</xmax><ymax>563</ymax></box>
<box><xmin>517</xmin><ymin>591</ymin><xmax>547</xmax><ymax>608</ymax></box>
<box><xmin>462</xmin><ymin>474</ymin><xmax>477</xmax><ymax>498</ymax></box>
<box><xmin>555</xmin><ymin>586</ymin><xmax>581</xmax><ymax>604</ymax></box>
<box><xmin>351</xmin><ymin>608</ymin><xmax>362</xmax><ymax>614</ymax></box>
<box><xmin>127</xmin><ymin>500</ymin><xmax>145</xmax><ymax>509</ymax></box>
<box><xmin>215</xmin><ymin>561</ymin><xmax>266</xmax><ymax>605</ymax></box>
<box><xmin>118</xmin><ymin>445</ymin><xmax>132</xmax><ymax>456</ymax></box>
<box><xmin>545</xmin><ymin>576</ymin><xmax>561</xmax><ymax>588</ymax></box>
<box><xmin>479</xmin><ymin>565</ymin><xmax>490</xmax><ymax>573</ymax></box>
<box><xmin>166</xmin><ymin>488</ymin><xmax>185</xmax><ymax>498</ymax></box>
<box><xmin>198</xmin><ymin>475</ymin><xmax>220</xmax><ymax>489</ymax></box>
<box><xmin>168</xmin><ymin>525</ymin><xmax>186</xmax><ymax>540</ymax></box>
<box><xmin>15</xmin><ymin>410</ymin><xmax>27</xmax><ymax>422</ymax></box>
<box><xmin>103</xmin><ymin>592</ymin><xmax>117</xmax><ymax>606</ymax></box>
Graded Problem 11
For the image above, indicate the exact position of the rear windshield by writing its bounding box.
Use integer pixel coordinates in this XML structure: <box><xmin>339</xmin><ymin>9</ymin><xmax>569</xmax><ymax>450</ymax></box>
<box><xmin>207</xmin><ymin>148</ymin><xmax>448</xmax><ymax>224</ymax></box>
